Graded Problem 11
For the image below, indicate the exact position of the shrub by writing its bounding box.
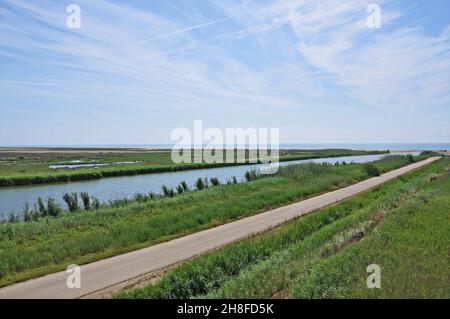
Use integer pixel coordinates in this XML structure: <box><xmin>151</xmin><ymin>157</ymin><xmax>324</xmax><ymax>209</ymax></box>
<box><xmin>161</xmin><ymin>185</ymin><xmax>173</xmax><ymax>197</ymax></box>
<box><xmin>244</xmin><ymin>170</ymin><xmax>259</xmax><ymax>182</ymax></box>
<box><xmin>63</xmin><ymin>192</ymin><xmax>79</xmax><ymax>212</ymax></box>
<box><xmin>47</xmin><ymin>198</ymin><xmax>61</xmax><ymax>217</ymax></box>
<box><xmin>22</xmin><ymin>203</ymin><xmax>31</xmax><ymax>222</ymax></box>
<box><xmin>362</xmin><ymin>163</ymin><xmax>380</xmax><ymax>177</ymax></box>
<box><xmin>176</xmin><ymin>185</ymin><xmax>184</xmax><ymax>195</ymax></box>
<box><xmin>210</xmin><ymin>177</ymin><xmax>220</xmax><ymax>186</ymax></box>
<box><xmin>80</xmin><ymin>192</ymin><xmax>91</xmax><ymax>210</ymax></box>
<box><xmin>92</xmin><ymin>197</ymin><xmax>101</xmax><ymax>209</ymax></box>
<box><xmin>180</xmin><ymin>181</ymin><xmax>189</xmax><ymax>191</ymax></box>
<box><xmin>7</xmin><ymin>213</ymin><xmax>19</xmax><ymax>223</ymax></box>
<box><xmin>195</xmin><ymin>178</ymin><xmax>205</xmax><ymax>190</ymax></box>
<box><xmin>37</xmin><ymin>197</ymin><xmax>46</xmax><ymax>216</ymax></box>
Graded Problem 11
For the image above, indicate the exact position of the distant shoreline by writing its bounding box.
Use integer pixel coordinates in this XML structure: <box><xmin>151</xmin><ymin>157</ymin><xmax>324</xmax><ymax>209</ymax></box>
<box><xmin>0</xmin><ymin>143</ymin><xmax>448</xmax><ymax>154</ymax></box>
<box><xmin>0</xmin><ymin>147</ymin><xmax>170</xmax><ymax>153</ymax></box>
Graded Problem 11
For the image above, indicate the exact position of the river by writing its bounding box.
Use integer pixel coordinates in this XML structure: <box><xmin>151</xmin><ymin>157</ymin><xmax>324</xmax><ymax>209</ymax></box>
<box><xmin>0</xmin><ymin>152</ymin><xmax>417</xmax><ymax>217</ymax></box>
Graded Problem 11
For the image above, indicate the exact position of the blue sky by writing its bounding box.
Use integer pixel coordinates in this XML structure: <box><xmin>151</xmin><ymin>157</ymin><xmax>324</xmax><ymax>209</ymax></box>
<box><xmin>0</xmin><ymin>0</ymin><xmax>449</xmax><ymax>145</ymax></box>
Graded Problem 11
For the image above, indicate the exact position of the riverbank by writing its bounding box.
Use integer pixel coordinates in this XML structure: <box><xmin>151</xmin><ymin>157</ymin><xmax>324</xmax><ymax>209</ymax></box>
<box><xmin>0</xmin><ymin>148</ymin><xmax>388</xmax><ymax>187</ymax></box>
<box><xmin>0</xmin><ymin>154</ymin><xmax>423</xmax><ymax>287</ymax></box>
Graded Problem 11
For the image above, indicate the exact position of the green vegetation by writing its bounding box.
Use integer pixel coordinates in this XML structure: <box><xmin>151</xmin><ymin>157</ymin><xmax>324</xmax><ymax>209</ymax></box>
<box><xmin>362</xmin><ymin>163</ymin><xmax>380</xmax><ymax>176</ymax></box>
<box><xmin>210</xmin><ymin>177</ymin><xmax>220</xmax><ymax>186</ymax></box>
<box><xmin>420</xmin><ymin>150</ymin><xmax>439</xmax><ymax>156</ymax></box>
<box><xmin>244</xmin><ymin>169</ymin><xmax>259</xmax><ymax>181</ymax></box>
<box><xmin>0</xmin><ymin>148</ymin><xmax>388</xmax><ymax>186</ymax></box>
<box><xmin>0</xmin><ymin>154</ymin><xmax>409</xmax><ymax>286</ymax></box>
<box><xmin>116</xmin><ymin>157</ymin><xmax>447</xmax><ymax>299</ymax></box>
<box><xmin>291</xmin><ymin>180</ymin><xmax>449</xmax><ymax>298</ymax></box>
<box><xmin>4</xmin><ymin>175</ymin><xmax>239</xmax><ymax>223</ymax></box>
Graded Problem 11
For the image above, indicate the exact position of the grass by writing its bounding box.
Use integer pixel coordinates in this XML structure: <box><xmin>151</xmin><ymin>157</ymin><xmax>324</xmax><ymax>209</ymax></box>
<box><xmin>0</xmin><ymin>154</ymin><xmax>410</xmax><ymax>287</ymax></box>
<box><xmin>115</xmin><ymin>156</ymin><xmax>448</xmax><ymax>299</ymax></box>
<box><xmin>0</xmin><ymin>148</ymin><xmax>387</xmax><ymax>186</ymax></box>
<box><xmin>290</xmin><ymin>165</ymin><xmax>449</xmax><ymax>298</ymax></box>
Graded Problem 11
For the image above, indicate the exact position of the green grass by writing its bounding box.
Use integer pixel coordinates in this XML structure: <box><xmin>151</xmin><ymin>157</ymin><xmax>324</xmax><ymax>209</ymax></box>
<box><xmin>291</xmin><ymin>166</ymin><xmax>450</xmax><ymax>298</ymax></box>
<box><xmin>0</xmin><ymin>148</ymin><xmax>387</xmax><ymax>186</ymax></box>
<box><xmin>0</xmin><ymin>154</ymin><xmax>408</xmax><ymax>287</ymax></box>
<box><xmin>116</xmin><ymin>156</ymin><xmax>448</xmax><ymax>299</ymax></box>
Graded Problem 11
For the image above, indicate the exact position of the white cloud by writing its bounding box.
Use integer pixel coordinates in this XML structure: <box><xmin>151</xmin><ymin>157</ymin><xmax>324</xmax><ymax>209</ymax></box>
<box><xmin>278</xmin><ymin>0</ymin><xmax>450</xmax><ymax>109</ymax></box>
<box><xmin>1</xmin><ymin>0</ymin><xmax>449</xmax><ymax>117</ymax></box>
<box><xmin>0</xmin><ymin>0</ymin><xmax>305</xmax><ymax>113</ymax></box>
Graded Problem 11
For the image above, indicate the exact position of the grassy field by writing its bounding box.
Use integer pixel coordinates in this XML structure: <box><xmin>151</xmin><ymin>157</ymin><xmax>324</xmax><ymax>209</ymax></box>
<box><xmin>0</xmin><ymin>154</ymin><xmax>410</xmax><ymax>287</ymax></box>
<box><xmin>0</xmin><ymin>148</ymin><xmax>387</xmax><ymax>186</ymax></box>
<box><xmin>116</xmin><ymin>156</ymin><xmax>449</xmax><ymax>299</ymax></box>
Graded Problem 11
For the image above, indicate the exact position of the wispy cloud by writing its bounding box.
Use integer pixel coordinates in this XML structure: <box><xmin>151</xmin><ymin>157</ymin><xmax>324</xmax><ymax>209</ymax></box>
<box><xmin>282</xmin><ymin>1</ymin><xmax>450</xmax><ymax>109</ymax></box>
<box><xmin>124</xmin><ymin>17</ymin><xmax>232</xmax><ymax>47</ymax></box>
<box><xmin>214</xmin><ymin>0</ymin><xmax>450</xmax><ymax>109</ymax></box>
<box><xmin>0</xmin><ymin>0</ymin><xmax>304</xmax><ymax>113</ymax></box>
<box><xmin>0</xmin><ymin>0</ymin><xmax>449</xmax><ymax>144</ymax></box>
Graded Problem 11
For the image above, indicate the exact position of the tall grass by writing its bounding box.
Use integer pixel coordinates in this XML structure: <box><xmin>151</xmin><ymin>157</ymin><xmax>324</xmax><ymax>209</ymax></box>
<box><xmin>362</xmin><ymin>163</ymin><xmax>380</xmax><ymax>176</ymax></box>
<box><xmin>117</xmin><ymin>201</ymin><xmax>359</xmax><ymax>299</ymax></box>
<box><xmin>117</xmin><ymin>157</ymin><xmax>447</xmax><ymax>299</ymax></box>
<box><xmin>291</xmin><ymin>164</ymin><xmax>449</xmax><ymax>298</ymax></box>
<box><xmin>0</xmin><ymin>155</ymin><xmax>422</xmax><ymax>285</ymax></box>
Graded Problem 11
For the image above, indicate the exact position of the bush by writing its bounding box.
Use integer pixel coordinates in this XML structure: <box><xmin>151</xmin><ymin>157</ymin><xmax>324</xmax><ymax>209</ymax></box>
<box><xmin>244</xmin><ymin>170</ymin><xmax>259</xmax><ymax>182</ymax></box>
<box><xmin>22</xmin><ymin>203</ymin><xmax>31</xmax><ymax>222</ymax></box>
<box><xmin>92</xmin><ymin>197</ymin><xmax>101</xmax><ymax>209</ymax></box>
<box><xmin>7</xmin><ymin>213</ymin><xmax>19</xmax><ymax>223</ymax></box>
<box><xmin>195</xmin><ymin>178</ymin><xmax>205</xmax><ymax>190</ymax></box>
<box><xmin>161</xmin><ymin>185</ymin><xmax>175</xmax><ymax>197</ymax></box>
<box><xmin>210</xmin><ymin>177</ymin><xmax>220</xmax><ymax>186</ymax></box>
<box><xmin>37</xmin><ymin>197</ymin><xmax>46</xmax><ymax>216</ymax></box>
<box><xmin>63</xmin><ymin>192</ymin><xmax>79</xmax><ymax>212</ymax></box>
<box><xmin>180</xmin><ymin>181</ymin><xmax>189</xmax><ymax>191</ymax></box>
<box><xmin>406</xmin><ymin>154</ymin><xmax>415</xmax><ymax>163</ymax></box>
<box><xmin>80</xmin><ymin>192</ymin><xmax>90</xmax><ymax>210</ymax></box>
<box><xmin>47</xmin><ymin>198</ymin><xmax>61</xmax><ymax>217</ymax></box>
<box><xmin>176</xmin><ymin>185</ymin><xmax>184</xmax><ymax>195</ymax></box>
<box><xmin>362</xmin><ymin>163</ymin><xmax>380</xmax><ymax>177</ymax></box>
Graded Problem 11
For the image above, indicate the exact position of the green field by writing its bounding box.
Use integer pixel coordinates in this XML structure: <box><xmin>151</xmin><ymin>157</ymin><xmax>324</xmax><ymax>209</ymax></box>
<box><xmin>0</xmin><ymin>154</ymin><xmax>410</xmax><ymax>287</ymax></box>
<box><xmin>0</xmin><ymin>148</ymin><xmax>387</xmax><ymax>186</ymax></box>
<box><xmin>116</xmin><ymin>157</ymin><xmax>449</xmax><ymax>299</ymax></box>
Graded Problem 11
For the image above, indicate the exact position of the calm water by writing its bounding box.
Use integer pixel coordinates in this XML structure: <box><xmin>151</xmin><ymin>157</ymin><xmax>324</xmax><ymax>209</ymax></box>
<box><xmin>0</xmin><ymin>152</ymin><xmax>418</xmax><ymax>217</ymax></box>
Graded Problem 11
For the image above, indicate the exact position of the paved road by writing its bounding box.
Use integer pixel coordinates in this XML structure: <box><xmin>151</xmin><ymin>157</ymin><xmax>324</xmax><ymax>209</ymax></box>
<box><xmin>0</xmin><ymin>157</ymin><xmax>439</xmax><ymax>299</ymax></box>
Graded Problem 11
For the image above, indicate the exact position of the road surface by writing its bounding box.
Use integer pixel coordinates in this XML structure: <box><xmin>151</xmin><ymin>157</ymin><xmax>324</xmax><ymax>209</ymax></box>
<box><xmin>0</xmin><ymin>157</ymin><xmax>439</xmax><ymax>299</ymax></box>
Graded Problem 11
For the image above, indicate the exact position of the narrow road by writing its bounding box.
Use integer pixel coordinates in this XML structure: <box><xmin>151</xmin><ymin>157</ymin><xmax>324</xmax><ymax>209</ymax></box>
<box><xmin>0</xmin><ymin>157</ymin><xmax>439</xmax><ymax>299</ymax></box>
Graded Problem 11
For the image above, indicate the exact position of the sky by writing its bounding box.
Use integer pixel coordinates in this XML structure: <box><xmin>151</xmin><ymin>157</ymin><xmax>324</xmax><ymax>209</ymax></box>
<box><xmin>0</xmin><ymin>0</ymin><xmax>449</xmax><ymax>145</ymax></box>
